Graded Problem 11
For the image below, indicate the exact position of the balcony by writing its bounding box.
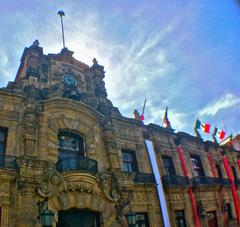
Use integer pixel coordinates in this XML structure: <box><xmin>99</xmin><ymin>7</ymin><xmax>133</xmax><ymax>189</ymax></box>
<box><xmin>0</xmin><ymin>155</ymin><xmax>18</xmax><ymax>170</ymax></box>
<box><xmin>191</xmin><ymin>176</ymin><xmax>221</xmax><ymax>187</ymax></box>
<box><xmin>220</xmin><ymin>178</ymin><xmax>232</xmax><ymax>186</ymax></box>
<box><xmin>134</xmin><ymin>172</ymin><xmax>156</xmax><ymax>184</ymax></box>
<box><xmin>235</xmin><ymin>179</ymin><xmax>240</xmax><ymax>187</ymax></box>
<box><xmin>162</xmin><ymin>175</ymin><xmax>190</xmax><ymax>187</ymax></box>
<box><xmin>56</xmin><ymin>156</ymin><xmax>98</xmax><ymax>175</ymax></box>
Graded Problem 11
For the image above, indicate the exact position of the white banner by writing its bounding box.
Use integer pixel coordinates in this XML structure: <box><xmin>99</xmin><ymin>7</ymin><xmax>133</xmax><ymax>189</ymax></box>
<box><xmin>145</xmin><ymin>139</ymin><xmax>171</xmax><ymax>227</ymax></box>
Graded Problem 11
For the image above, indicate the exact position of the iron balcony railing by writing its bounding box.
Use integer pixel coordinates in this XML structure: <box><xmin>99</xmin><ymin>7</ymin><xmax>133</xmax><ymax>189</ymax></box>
<box><xmin>56</xmin><ymin>156</ymin><xmax>98</xmax><ymax>175</ymax></box>
<box><xmin>162</xmin><ymin>175</ymin><xmax>190</xmax><ymax>187</ymax></box>
<box><xmin>220</xmin><ymin>178</ymin><xmax>232</xmax><ymax>186</ymax></box>
<box><xmin>191</xmin><ymin>176</ymin><xmax>221</xmax><ymax>186</ymax></box>
<box><xmin>235</xmin><ymin>179</ymin><xmax>240</xmax><ymax>186</ymax></box>
<box><xmin>0</xmin><ymin>155</ymin><xmax>18</xmax><ymax>170</ymax></box>
<box><xmin>134</xmin><ymin>172</ymin><xmax>156</xmax><ymax>184</ymax></box>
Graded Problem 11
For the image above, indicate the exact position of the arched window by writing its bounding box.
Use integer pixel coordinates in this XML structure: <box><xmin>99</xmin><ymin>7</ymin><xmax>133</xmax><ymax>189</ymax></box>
<box><xmin>58</xmin><ymin>131</ymin><xmax>84</xmax><ymax>159</ymax></box>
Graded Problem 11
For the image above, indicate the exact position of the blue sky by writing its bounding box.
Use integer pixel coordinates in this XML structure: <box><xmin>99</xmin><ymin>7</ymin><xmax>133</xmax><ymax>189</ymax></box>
<box><xmin>0</xmin><ymin>0</ymin><xmax>240</xmax><ymax>141</ymax></box>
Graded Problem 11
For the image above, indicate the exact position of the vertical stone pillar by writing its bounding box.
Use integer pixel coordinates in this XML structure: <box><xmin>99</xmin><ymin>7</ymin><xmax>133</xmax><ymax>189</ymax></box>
<box><xmin>0</xmin><ymin>174</ymin><xmax>16</xmax><ymax>227</ymax></box>
<box><xmin>17</xmin><ymin>187</ymin><xmax>38</xmax><ymax>227</ymax></box>
<box><xmin>1</xmin><ymin>206</ymin><xmax>9</xmax><ymax>227</ymax></box>
<box><xmin>104</xmin><ymin>128</ymin><xmax>120</xmax><ymax>171</ymax></box>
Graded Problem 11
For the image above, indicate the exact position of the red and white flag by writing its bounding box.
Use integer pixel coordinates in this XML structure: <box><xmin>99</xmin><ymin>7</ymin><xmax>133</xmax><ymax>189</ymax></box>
<box><xmin>213</xmin><ymin>127</ymin><xmax>226</xmax><ymax>140</ymax></box>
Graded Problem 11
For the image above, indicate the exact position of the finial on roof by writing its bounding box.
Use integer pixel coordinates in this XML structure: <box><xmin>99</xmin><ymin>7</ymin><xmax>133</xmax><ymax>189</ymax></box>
<box><xmin>58</xmin><ymin>10</ymin><xmax>65</xmax><ymax>17</ymax></box>
<box><xmin>93</xmin><ymin>58</ymin><xmax>98</xmax><ymax>65</ymax></box>
<box><xmin>90</xmin><ymin>58</ymin><xmax>104</xmax><ymax>74</ymax></box>
<box><xmin>32</xmin><ymin>40</ymin><xmax>39</xmax><ymax>47</ymax></box>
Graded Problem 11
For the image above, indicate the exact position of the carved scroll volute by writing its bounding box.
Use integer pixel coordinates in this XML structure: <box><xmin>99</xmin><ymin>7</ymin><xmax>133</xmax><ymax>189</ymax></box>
<box><xmin>37</xmin><ymin>170</ymin><xmax>66</xmax><ymax>198</ymax></box>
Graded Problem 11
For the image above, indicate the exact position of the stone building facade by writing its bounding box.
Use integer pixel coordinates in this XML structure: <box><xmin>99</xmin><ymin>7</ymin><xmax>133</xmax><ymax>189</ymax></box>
<box><xmin>0</xmin><ymin>41</ymin><xmax>239</xmax><ymax>227</ymax></box>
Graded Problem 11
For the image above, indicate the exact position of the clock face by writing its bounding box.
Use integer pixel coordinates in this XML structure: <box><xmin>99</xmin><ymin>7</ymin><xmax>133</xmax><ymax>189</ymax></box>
<box><xmin>63</xmin><ymin>75</ymin><xmax>76</xmax><ymax>86</ymax></box>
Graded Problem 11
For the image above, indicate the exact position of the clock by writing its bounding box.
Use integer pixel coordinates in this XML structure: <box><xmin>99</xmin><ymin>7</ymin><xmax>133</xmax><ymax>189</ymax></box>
<box><xmin>63</xmin><ymin>75</ymin><xmax>76</xmax><ymax>86</ymax></box>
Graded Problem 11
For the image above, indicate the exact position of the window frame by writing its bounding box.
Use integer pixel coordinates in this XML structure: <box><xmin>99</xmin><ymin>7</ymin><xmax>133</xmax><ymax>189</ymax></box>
<box><xmin>121</xmin><ymin>149</ymin><xmax>138</xmax><ymax>173</ymax></box>
<box><xmin>175</xmin><ymin>210</ymin><xmax>187</xmax><ymax>227</ymax></box>
<box><xmin>190</xmin><ymin>154</ymin><xmax>205</xmax><ymax>177</ymax></box>
<box><xmin>126</xmin><ymin>212</ymin><xmax>149</xmax><ymax>227</ymax></box>
<box><xmin>231</xmin><ymin>165</ymin><xmax>238</xmax><ymax>180</ymax></box>
<box><xmin>0</xmin><ymin>127</ymin><xmax>8</xmax><ymax>156</ymax></box>
<box><xmin>162</xmin><ymin>155</ymin><xmax>176</xmax><ymax>175</ymax></box>
<box><xmin>215</xmin><ymin>164</ymin><xmax>223</xmax><ymax>179</ymax></box>
<box><xmin>58</xmin><ymin>130</ymin><xmax>85</xmax><ymax>158</ymax></box>
<box><xmin>225</xmin><ymin>203</ymin><xmax>233</xmax><ymax>220</ymax></box>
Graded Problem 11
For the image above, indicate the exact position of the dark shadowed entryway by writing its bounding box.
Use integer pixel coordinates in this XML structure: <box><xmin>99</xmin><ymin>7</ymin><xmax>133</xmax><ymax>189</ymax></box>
<box><xmin>57</xmin><ymin>209</ymin><xmax>100</xmax><ymax>227</ymax></box>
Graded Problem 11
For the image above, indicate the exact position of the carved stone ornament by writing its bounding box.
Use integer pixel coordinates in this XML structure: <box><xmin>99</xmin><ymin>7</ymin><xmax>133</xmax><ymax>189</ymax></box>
<box><xmin>37</xmin><ymin>169</ymin><xmax>66</xmax><ymax>198</ymax></box>
<box><xmin>100</xmin><ymin>173</ymin><xmax>121</xmax><ymax>202</ymax></box>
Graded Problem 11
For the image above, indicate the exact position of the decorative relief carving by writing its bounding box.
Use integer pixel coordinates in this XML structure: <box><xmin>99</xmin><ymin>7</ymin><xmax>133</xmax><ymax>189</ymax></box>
<box><xmin>100</xmin><ymin>173</ymin><xmax>120</xmax><ymax>202</ymax></box>
<box><xmin>37</xmin><ymin>170</ymin><xmax>66</xmax><ymax>198</ymax></box>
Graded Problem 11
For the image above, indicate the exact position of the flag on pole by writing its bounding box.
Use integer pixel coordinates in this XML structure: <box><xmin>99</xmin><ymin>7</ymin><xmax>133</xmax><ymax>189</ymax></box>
<box><xmin>195</xmin><ymin>119</ymin><xmax>211</xmax><ymax>133</ymax></box>
<box><xmin>139</xmin><ymin>114</ymin><xmax>144</xmax><ymax>121</ymax></box>
<box><xmin>213</xmin><ymin>127</ymin><xmax>226</xmax><ymax>140</ymax></box>
<box><xmin>163</xmin><ymin>107</ymin><xmax>171</xmax><ymax>129</ymax></box>
<box><xmin>139</xmin><ymin>99</ymin><xmax>146</xmax><ymax>121</ymax></box>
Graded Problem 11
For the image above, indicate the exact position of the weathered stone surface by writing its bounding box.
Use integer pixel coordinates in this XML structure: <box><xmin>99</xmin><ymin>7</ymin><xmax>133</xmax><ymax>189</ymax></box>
<box><xmin>0</xmin><ymin>41</ymin><xmax>239</xmax><ymax>227</ymax></box>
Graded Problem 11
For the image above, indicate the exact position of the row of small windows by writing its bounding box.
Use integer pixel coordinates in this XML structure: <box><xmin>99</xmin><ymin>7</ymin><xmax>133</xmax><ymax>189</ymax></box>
<box><xmin>56</xmin><ymin>132</ymin><xmax>240</xmax><ymax>181</ymax></box>
<box><xmin>175</xmin><ymin>206</ymin><xmax>233</xmax><ymax>227</ymax></box>
<box><xmin>162</xmin><ymin>155</ymin><xmax>225</xmax><ymax>179</ymax></box>
<box><xmin>122</xmin><ymin>148</ymin><xmax>240</xmax><ymax>187</ymax></box>
<box><xmin>0</xmin><ymin>127</ymin><xmax>239</xmax><ymax>181</ymax></box>
<box><xmin>162</xmin><ymin>154</ymin><xmax>239</xmax><ymax>180</ymax></box>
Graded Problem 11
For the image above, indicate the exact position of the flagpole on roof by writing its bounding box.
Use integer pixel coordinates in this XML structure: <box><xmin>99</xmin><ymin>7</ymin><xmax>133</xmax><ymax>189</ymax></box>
<box><xmin>212</xmin><ymin>126</ymin><xmax>218</xmax><ymax>144</ymax></box>
<box><xmin>58</xmin><ymin>10</ymin><xmax>66</xmax><ymax>48</ymax></box>
<box><xmin>141</xmin><ymin>99</ymin><xmax>147</xmax><ymax>115</ymax></box>
<box><xmin>194</xmin><ymin>119</ymin><xmax>202</xmax><ymax>138</ymax></box>
<box><xmin>162</xmin><ymin>106</ymin><xmax>172</xmax><ymax>129</ymax></box>
<box><xmin>162</xmin><ymin>107</ymin><xmax>168</xmax><ymax>127</ymax></box>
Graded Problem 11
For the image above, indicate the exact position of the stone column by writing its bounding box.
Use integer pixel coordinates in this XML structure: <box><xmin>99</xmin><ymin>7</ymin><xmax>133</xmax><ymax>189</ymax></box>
<box><xmin>1</xmin><ymin>206</ymin><xmax>9</xmax><ymax>227</ymax></box>
<box><xmin>17</xmin><ymin>187</ymin><xmax>38</xmax><ymax>227</ymax></box>
<box><xmin>104</xmin><ymin>128</ymin><xmax>120</xmax><ymax>171</ymax></box>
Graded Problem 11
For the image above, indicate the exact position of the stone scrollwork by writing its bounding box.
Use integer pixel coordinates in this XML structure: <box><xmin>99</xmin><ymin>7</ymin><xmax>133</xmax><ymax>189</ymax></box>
<box><xmin>37</xmin><ymin>169</ymin><xmax>66</xmax><ymax>198</ymax></box>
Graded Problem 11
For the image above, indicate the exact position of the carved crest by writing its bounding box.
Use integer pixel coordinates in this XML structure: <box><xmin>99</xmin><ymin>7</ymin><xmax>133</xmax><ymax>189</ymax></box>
<box><xmin>37</xmin><ymin>169</ymin><xmax>66</xmax><ymax>198</ymax></box>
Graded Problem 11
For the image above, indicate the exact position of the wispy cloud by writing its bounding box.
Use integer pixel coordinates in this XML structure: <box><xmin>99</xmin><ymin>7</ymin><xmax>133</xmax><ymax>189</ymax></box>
<box><xmin>0</xmin><ymin>0</ymin><xmax>239</xmax><ymax>136</ymax></box>
<box><xmin>199</xmin><ymin>94</ymin><xmax>240</xmax><ymax>117</ymax></box>
<box><xmin>143</xmin><ymin>101</ymin><xmax>188</xmax><ymax>131</ymax></box>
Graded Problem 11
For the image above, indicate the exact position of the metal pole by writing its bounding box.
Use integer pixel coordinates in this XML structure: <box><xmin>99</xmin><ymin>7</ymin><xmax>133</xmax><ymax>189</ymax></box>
<box><xmin>58</xmin><ymin>10</ymin><xmax>66</xmax><ymax>49</ymax></box>
<box><xmin>141</xmin><ymin>99</ymin><xmax>146</xmax><ymax>115</ymax></box>
<box><xmin>60</xmin><ymin>15</ymin><xmax>65</xmax><ymax>48</ymax></box>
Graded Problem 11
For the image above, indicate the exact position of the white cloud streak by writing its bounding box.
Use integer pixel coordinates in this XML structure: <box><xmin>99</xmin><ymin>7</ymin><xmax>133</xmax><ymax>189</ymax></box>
<box><xmin>199</xmin><ymin>94</ymin><xmax>240</xmax><ymax>117</ymax></box>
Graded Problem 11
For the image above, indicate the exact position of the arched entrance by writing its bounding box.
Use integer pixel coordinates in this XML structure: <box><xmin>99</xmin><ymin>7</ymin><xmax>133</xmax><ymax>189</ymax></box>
<box><xmin>57</xmin><ymin>209</ymin><xmax>101</xmax><ymax>227</ymax></box>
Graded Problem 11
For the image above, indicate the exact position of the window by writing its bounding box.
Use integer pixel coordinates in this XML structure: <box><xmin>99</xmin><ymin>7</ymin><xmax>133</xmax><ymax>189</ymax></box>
<box><xmin>58</xmin><ymin>131</ymin><xmax>84</xmax><ymax>158</ymax></box>
<box><xmin>0</xmin><ymin>128</ymin><xmax>7</xmax><ymax>155</ymax></box>
<box><xmin>175</xmin><ymin>210</ymin><xmax>187</xmax><ymax>227</ymax></box>
<box><xmin>126</xmin><ymin>213</ymin><xmax>149</xmax><ymax>227</ymax></box>
<box><xmin>231</xmin><ymin>166</ymin><xmax>238</xmax><ymax>180</ymax></box>
<box><xmin>135</xmin><ymin>213</ymin><xmax>149</xmax><ymax>227</ymax></box>
<box><xmin>122</xmin><ymin>150</ymin><xmax>138</xmax><ymax>172</ymax></box>
<box><xmin>190</xmin><ymin>155</ymin><xmax>205</xmax><ymax>177</ymax></box>
<box><xmin>0</xmin><ymin>128</ymin><xmax>7</xmax><ymax>167</ymax></box>
<box><xmin>215</xmin><ymin>164</ymin><xmax>223</xmax><ymax>179</ymax></box>
<box><xmin>225</xmin><ymin>203</ymin><xmax>233</xmax><ymax>220</ymax></box>
<box><xmin>162</xmin><ymin>155</ymin><xmax>176</xmax><ymax>175</ymax></box>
